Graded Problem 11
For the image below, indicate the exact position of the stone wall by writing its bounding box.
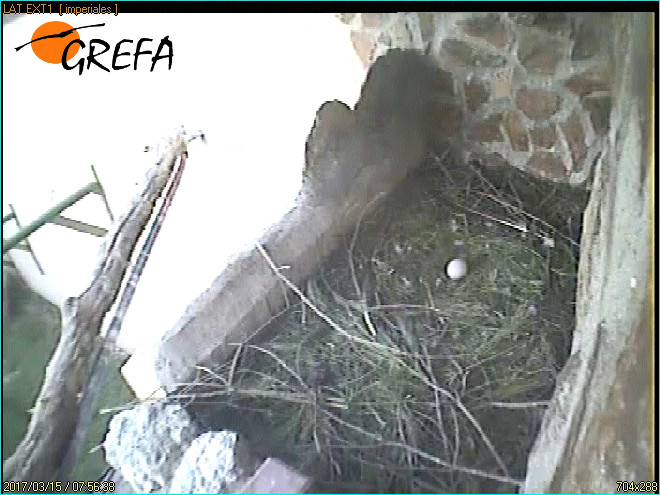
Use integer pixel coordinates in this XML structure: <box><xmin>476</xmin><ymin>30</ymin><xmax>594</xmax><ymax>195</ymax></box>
<box><xmin>523</xmin><ymin>12</ymin><xmax>654</xmax><ymax>491</ymax></box>
<box><xmin>341</xmin><ymin>11</ymin><xmax>654</xmax><ymax>490</ymax></box>
<box><xmin>338</xmin><ymin>12</ymin><xmax>616</xmax><ymax>184</ymax></box>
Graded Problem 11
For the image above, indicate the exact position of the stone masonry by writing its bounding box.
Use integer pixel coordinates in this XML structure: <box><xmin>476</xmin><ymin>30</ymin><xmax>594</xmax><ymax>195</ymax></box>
<box><xmin>337</xmin><ymin>12</ymin><xmax>616</xmax><ymax>185</ymax></box>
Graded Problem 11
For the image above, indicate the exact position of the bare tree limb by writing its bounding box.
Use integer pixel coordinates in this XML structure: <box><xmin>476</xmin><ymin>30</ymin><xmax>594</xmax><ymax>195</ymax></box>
<box><xmin>2</xmin><ymin>134</ymin><xmax>188</xmax><ymax>482</ymax></box>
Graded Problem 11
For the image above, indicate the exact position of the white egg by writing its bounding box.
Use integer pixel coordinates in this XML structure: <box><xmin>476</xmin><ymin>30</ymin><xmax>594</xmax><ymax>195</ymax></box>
<box><xmin>446</xmin><ymin>258</ymin><xmax>467</xmax><ymax>280</ymax></box>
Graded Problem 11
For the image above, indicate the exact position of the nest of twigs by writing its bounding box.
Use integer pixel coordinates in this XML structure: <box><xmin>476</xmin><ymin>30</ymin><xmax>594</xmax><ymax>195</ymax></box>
<box><xmin>178</xmin><ymin>151</ymin><xmax>588</xmax><ymax>493</ymax></box>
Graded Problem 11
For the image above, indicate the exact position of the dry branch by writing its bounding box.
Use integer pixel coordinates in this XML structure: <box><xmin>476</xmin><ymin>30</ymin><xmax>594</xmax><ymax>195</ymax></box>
<box><xmin>2</xmin><ymin>135</ymin><xmax>188</xmax><ymax>482</ymax></box>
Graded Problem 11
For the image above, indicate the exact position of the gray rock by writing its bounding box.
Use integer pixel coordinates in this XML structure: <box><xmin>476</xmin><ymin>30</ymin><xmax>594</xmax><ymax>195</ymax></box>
<box><xmin>103</xmin><ymin>403</ymin><xmax>198</xmax><ymax>493</ymax></box>
<box><xmin>169</xmin><ymin>431</ymin><xmax>238</xmax><ymax>493</ymax></box>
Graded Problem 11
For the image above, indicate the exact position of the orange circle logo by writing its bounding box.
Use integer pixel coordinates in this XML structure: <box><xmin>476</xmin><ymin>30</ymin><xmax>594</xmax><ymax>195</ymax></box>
<box><xmin>31</xmin><ymin>21</ymin><xmax>80</xmax><ymax>64</ymax></box>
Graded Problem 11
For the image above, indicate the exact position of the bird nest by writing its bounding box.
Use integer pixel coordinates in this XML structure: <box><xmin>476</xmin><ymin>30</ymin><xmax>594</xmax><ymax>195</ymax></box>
<box><xmin>178</xmin><ymin>150</ymin><xmax>588</xmax><ymax>493</ymax></box>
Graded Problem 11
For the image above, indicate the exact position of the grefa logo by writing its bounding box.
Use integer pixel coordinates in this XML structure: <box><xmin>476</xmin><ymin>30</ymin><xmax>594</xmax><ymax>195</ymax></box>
<box><xmin>14</xmin><ymin>21</ymin><xmax>173</xmax><ymax>75</ymax></box>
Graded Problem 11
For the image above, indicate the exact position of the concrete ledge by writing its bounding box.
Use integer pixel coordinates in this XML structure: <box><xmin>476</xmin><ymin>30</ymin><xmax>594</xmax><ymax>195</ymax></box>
<box><xmin>151</xmin><ymin>50</ymin><xmax>448</xmax><ymax>393</ymax></box>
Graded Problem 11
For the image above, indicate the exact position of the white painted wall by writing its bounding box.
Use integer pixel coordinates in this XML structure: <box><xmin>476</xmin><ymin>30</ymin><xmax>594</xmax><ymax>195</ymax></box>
<box><xmin>2</xmin><ymin>14</ymin><xmax>365</xmax><ymax>357</ymax></box>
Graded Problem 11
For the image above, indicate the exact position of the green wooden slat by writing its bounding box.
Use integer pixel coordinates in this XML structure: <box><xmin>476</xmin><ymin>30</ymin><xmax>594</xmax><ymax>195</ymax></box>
<box><xmin>2</xmin><ymin>182</ymin><xmax>100</xmax><ymax>254</ymax></box>
<box><xmin>49</xmin><ymin>215</ymin><xmax>108</xmax><ymax>238</ymax></box>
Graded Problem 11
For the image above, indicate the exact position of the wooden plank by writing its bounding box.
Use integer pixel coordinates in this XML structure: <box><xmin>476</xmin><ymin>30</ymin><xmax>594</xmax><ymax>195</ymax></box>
<box><xmin>239</xmin><ymin>458</ymin><xmax>312</xmax><ymax>494</ymax></box>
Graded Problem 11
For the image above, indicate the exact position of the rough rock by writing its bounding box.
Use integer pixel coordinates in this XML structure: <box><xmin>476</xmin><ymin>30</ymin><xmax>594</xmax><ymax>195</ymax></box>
<box><xmin>464</xmin><ymin>78</ymin><xmax>489</xmax><ymax>112</ymax></box>
<box><xmin>457</xmin><ymin>14</ymin><xmax>509</xmax><ymax>50</ymax></box>
<box><xmin>526</xmin><ymin>151</ymin><xmax>568</xmax><ymax>180</ymax></box>
<box><xmin>468</xmin><ymin>113</ymin><xmax>503</xmax><ymax>143</ymax></box>
<box><xmin>169</xmin><ymin>431</ymin><xmax>239</xmax><ymax>493</ymax></box>
<box><xmin>440</xmin><ymin>39</ymin><xmax>507</xmax><ymax>68</ymax></box>
<box><xmin>103</xmin><ymin>403</ymin><xmax>198</xmax><ymax>493</ymax></box>
<box><xmin>565</xmin><ymin>68</ymin><xmax>614</xmax><ymax>98</ymax></box>
<box><xmin>504</xmin><ymin>110</ymin><xmax>530</xmax><ymax>151</ymax></box>
<box><xmin>516</xmin><ymin>88</ymin><xmax>560</xmax><ymax>120</ymax></box>
<box><xmin>530</xmin><ymin>124</ymin><xmax>557</xmax><ymax>149</ymax></box>
<box><xmin>517</xmin><ymin>28</ymin><xmax>566</xmax><ymax>75</ymax></box>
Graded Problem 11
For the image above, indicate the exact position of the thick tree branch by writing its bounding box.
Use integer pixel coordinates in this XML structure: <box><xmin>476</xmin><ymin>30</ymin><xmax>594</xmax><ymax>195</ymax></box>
<box><xmin>2</xmin><ymin>134</ymin><xmax>187</xmax><ymax>482</ymax></box>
